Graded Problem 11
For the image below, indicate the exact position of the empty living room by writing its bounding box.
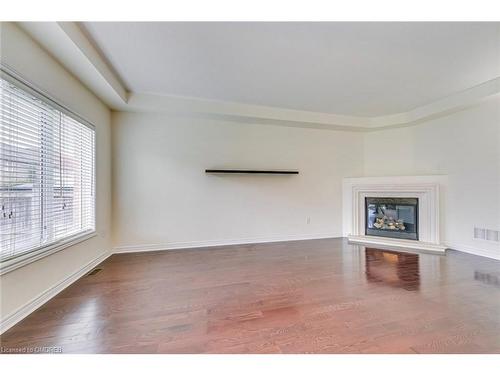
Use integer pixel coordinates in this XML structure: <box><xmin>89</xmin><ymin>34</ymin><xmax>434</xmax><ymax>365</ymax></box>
<box><xmin>1</xmin><ymin>1</ymin><xmax>499</xmax><ymax>372</ymax></box>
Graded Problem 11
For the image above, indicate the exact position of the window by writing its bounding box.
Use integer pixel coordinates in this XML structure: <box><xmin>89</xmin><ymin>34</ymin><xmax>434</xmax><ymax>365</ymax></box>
<box><xmin>0</xmin><ymin>74</ymin><xmax>95</xmax><ymax>269</ymax></box>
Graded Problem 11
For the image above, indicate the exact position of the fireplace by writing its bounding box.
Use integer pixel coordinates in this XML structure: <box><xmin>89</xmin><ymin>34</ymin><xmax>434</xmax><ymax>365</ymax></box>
<box><xmin>343</xmin><ymin>176</ymin><xmax>446</xmax><ymax>252</ymax></box>
<box><xmin>365</xmin><ymin>197</ymin><xmax>418</xmax><ymax>240</ymax></box>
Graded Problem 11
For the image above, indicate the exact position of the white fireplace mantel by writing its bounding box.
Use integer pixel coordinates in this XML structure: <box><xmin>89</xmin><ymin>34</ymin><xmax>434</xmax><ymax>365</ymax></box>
<box><xmin>342</xmin><ymin>175</ymin><xmax>448</xmax><ymax>253</ymax></box>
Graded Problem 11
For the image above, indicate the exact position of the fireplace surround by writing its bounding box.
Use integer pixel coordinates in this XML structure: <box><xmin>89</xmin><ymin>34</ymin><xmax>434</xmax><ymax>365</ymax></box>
<box><xmin>342</xmin><ymin>175</ymin><xmax>448</xmax><ymax>253</ymax></box>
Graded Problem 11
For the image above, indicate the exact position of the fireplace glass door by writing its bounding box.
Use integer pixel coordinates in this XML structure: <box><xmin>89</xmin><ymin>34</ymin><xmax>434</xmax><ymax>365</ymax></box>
<box><xmin>365</xmin><ymin>197</ymin><xmax>418</xmax><ymax>240</ymax></box>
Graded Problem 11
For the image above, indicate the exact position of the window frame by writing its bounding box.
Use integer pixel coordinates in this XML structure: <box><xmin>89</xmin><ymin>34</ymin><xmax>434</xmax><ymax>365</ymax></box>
<box><xmin>0</xmin><ymin>64</ymin><xmax>97</xmax><ymax>275</ymax></box>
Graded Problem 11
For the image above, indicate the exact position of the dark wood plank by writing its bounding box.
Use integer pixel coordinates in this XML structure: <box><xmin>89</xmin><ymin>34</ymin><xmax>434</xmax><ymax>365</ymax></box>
<box><xmin>1</xmin><ymin>238</ymin><xmax>499</xmax><ymax>353</ymax></box>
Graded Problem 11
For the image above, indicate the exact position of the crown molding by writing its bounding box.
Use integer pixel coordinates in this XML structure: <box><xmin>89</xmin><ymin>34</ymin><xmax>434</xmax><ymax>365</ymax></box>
<box><xmin>124</xmin><ymin>91</ymin><xmax>372</xmax><ymax>130</ymax></box>
<box><xmin>368</xmin><ymin>77</ymin><xmax>500</xmax><ymax>130</ymax></box>
<box><xmin>125</xmin><ymin>78</ymin><xmax>500</xmax><ymax>131</ymax></box>
<box><xmin>17</xmin><ymin>21</ymin><xmax>128</xmax><ymax>108</ymax></box>
<box><xmin>14</xmin><ymin>22</ymin><xmax>500</xmax><ymax>132</ymax></box>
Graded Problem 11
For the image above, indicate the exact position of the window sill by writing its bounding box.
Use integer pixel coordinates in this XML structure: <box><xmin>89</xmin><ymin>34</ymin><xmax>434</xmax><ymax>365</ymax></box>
<box><xmin>0</xmin><ymin>231</ymin><xmax>97</xmax><ymax>276</ymax></box>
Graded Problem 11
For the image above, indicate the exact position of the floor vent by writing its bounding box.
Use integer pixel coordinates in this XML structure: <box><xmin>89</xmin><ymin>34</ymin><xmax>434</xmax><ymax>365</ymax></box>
<box><xmin>87</xmin><ymin>268</ymin><xmax>102</xmax><ymax>276</ymax></box>
<box><xmin>474</xmin><ymin>227</ymin><xmax>500</xmax><ymax>242</ymax></box>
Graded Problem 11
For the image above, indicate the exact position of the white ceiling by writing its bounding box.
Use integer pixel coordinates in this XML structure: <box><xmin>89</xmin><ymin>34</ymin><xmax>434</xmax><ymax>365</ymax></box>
<box><xmin>82</xmin><ymin>22</ymin><xmax>500</xmax><ymax>117</ymax></box>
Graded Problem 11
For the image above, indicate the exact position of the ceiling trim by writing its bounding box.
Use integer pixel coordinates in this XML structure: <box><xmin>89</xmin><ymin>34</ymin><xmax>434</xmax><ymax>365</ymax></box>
<box><xmin>125</xmin><ymin>77</ymin><xmax>500</xmax><ymax>131</ymax></box>
<box><xmin>17</xmin><ymin>22</ymin><xmax>128</xmax><ymax>108</ymax></box>
<box><xmin>369</xmin><ymin>76</ymin><xmax>500</xmax><ymax>129</ymax></box>
<box><xmin>16</xmin><ymin>22</ymin><xmax>500</xmax><ymax>132</ymax></box>
<box><xmin>125</xmin><ymin>91</ymin><xmax>373</xmax><ymax>129</ymax></box>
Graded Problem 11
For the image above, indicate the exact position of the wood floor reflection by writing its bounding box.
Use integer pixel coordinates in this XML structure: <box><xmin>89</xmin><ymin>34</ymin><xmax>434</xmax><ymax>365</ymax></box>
<box><xmin>1</xmin><ymin>238</ymin><xmax>499</xmax><ymax>353</ymax></box>
<box><xmin>365</xmin><ymin>248</ymin><xmax>420</xmax><ymax>291</ymax></box>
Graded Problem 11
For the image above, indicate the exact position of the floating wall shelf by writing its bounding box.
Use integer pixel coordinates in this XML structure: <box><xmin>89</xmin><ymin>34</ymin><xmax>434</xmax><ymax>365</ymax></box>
<box><xmin>205</xmin><ymin>169</ymin><xmax>299</xmax><ymax>175</ymax></box>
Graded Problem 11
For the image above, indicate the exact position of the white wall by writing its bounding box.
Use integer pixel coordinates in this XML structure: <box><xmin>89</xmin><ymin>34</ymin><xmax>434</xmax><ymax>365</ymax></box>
<box><xmin>364</xmin><ymin>97</ymin><xmax>500</xmax><ymax>259</ymax></box>
<box><xmin>112</xmin><ymin>99</ymin><xmax>500</xmax><ymax>260</ymax></box>
<box><xmin>0</xmin><ymin>23</ymin><xmax>112</xmax><ymax>320</ymax></box>
<box><xmin>112</xmin><ymin>112</ymin><xmax>364</xmax><ymax>250</ymax></box>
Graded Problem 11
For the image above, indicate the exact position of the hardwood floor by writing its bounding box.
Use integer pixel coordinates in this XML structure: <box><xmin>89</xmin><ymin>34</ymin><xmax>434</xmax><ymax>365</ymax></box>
<box><xmin>1</xmin><ymin>238</ymin><xmax>499</xmax><ymax>353</ymax></box>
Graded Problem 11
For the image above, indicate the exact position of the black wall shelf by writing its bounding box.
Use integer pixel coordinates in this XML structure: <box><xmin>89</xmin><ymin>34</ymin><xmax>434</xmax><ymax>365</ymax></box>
<box><xmin>205</xmin><ymin>169</ymin><xmax>299</xmax><ymax>175</ymax></box>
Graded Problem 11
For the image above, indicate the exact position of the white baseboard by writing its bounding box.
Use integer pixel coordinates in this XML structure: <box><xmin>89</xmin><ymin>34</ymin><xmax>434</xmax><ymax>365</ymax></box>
<box><xmin>113</xmin><ymin>233</ymin><xmax>338</xmax><ymax>254</ymax></box>
<box><xmin>446</xmin><ymin>242</ymin><xmax>500</xmax><ymax>260</ymax></box>
<box><xmin>0</xmin><ymin>251</ymin><xmax>111</xmax><ymax>335</ymax></box>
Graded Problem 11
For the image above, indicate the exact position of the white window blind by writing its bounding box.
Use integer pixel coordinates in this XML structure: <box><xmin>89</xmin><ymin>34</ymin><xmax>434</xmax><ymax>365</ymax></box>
<box><xmin>0</xmin><ymin>76</ymin><xmax>95</xmax><ymax>264</ymax></box>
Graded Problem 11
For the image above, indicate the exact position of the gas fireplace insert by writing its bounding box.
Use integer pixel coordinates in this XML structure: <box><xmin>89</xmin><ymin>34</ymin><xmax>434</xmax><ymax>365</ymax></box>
<box><xmin>365</xmin><ymin>197</ymin><xmax>418</xmax><ymax>240</ymax></box>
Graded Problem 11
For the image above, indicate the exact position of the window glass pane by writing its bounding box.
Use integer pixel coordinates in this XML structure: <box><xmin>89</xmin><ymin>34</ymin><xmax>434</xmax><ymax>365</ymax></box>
<box><xmin>0</xmin><ymin>77</ymin><xmax>95</xmax><ymax>262</ymax></box>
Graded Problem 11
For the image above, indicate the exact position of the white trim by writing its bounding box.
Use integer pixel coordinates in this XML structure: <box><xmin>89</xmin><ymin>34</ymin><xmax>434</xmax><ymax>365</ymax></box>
<box><xmin>368</xmin><ymin>77</ymin><xmax>500</xmax><ymax>129</ymax></box>
<box><xmin>342</xmin><ymin>175</ymin><xmax>448</xmax><ymax>252</ymax></box>
<box><xmin>17</xmin><ymin>22</ymin><xmax>128</xmax><ymax>109</ymax></box>
<box><xmin>348</xmin><ymin>235</ymin><xmax>447</xmax><ymax>254</ymax></box>
<box><xmin>0</xmin><ymin>232</ymin><xmax>97</xmax><ymax>276</ymax></box>
<box><xmin>125</xmin><ymin>77</ymin><xmax>500</xmax><ymax>131</ymax></box>
<box><xmin>0</xmin><ymin>250</ymin><xmax>111</xmax><ymax>335</ymax></box>
<box><xmin>113</xmin><ymin>233</ymin><xmax>337</xmax><ymax>254</ymax></box>
<box><xmin>446</xmin><ymin>242</ymin><xmax>500</xmax><ymax>261</ymax></box>
<box><xmin>16</xmin><ymin>22</ymin><xmax>500</xmax><ymax>131</ymax></box>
